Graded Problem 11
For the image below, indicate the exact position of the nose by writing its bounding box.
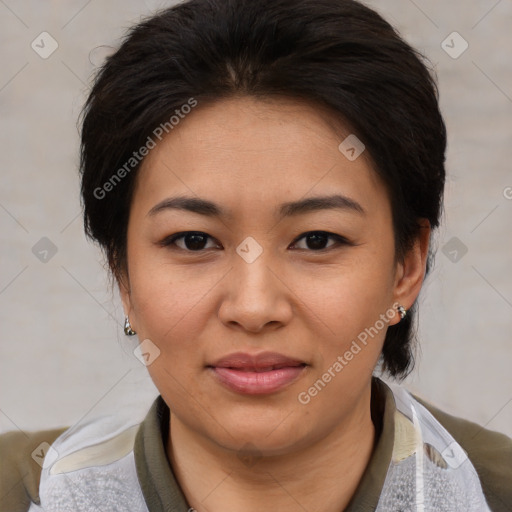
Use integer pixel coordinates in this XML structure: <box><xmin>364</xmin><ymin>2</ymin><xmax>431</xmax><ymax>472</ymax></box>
<box><xmin>217</xmin><ymin>248</ymin><xmax>293</xmax><ymax>334</ymax></box>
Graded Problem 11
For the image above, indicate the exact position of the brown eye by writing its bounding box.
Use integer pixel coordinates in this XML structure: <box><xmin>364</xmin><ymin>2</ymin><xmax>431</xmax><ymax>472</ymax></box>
<box><xmin>291</xmin><ymin>231</ymin><xmax>349</xmax><ymax>251</ymax></box>
<box><xmin>160</xmin><ymin>231</ymin><xmax>219</xmax><ymax>251</ymax></box>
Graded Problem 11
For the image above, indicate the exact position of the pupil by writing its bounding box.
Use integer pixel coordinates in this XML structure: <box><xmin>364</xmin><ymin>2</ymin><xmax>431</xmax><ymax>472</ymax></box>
<box><xmin>307</xmin><ymin>233</ymin><xmax>327</xmax><ymax>250</ymax></box>
<box><xmin>186</xmin><ymin>233</ymin><xmax>207</xmax><ymax>251</ymax></box>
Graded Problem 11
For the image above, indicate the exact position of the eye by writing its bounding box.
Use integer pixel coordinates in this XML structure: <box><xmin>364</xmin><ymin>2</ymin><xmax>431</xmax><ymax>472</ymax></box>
<box><xmin>290</xmin><ymin>231</ymin><xmax>350</xmax><ymax>251</ymax></box>
<box><xmin>159</xmin><ymin>231</ymin><xmax>220</xmax><ymax>251</ymax></box>
<box><xmin>159</xmin><ymin>230</ymin><xmax>351</xmax><ymax>253</ymax></box>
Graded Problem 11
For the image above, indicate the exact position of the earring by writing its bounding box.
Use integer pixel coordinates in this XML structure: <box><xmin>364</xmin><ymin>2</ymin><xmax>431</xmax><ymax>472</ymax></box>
<box><xmin>124</xmin><ymin>316</ymin><xmax>137</xmax><ymax>336</ymax></box>
<box><xmin>397</xmin><ymin>304</ymin><xmax>407</xmax><ymax>320</ymax></box>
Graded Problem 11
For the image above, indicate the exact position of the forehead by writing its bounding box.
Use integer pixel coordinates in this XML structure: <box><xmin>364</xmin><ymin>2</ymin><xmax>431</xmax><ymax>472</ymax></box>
<box><xmin>133</xmin><ymin>96</ymin><xmax>388</xmax><ymax>218</ymax></box>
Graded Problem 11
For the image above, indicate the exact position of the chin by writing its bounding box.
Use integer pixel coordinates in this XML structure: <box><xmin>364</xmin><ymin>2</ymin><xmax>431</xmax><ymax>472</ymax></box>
<box><xmin>205</xmin><ymin>411</ymin><xmax>313</xmax><ymax>456</ymax></box>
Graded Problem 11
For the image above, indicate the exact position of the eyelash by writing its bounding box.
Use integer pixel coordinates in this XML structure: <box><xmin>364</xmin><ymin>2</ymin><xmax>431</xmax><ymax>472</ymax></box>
<box><xmin>158</xmin><ymin>231</ymin><xmax>352</xmax><ymax>253</ymax></box>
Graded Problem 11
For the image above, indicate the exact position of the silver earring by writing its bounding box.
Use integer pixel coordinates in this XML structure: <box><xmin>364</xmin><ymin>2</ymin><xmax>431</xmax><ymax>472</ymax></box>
<box><xmin>124</xmin><ymin>316</ymin><xmax>137</xmax><ymax>336</ymax></box>
<box><xmin>397</xmin><ymin>304</ymin><xmax>407</xmax><ymax>320</ymax></box>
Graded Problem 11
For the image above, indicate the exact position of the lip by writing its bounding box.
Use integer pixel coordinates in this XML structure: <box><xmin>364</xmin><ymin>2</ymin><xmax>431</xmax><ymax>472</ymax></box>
<box><xmin>210</xmin><ymin>351</ymin><xmax>306</xmax><ymax>370</ymax></box>
<box><xmin>207</xmin><ymin>351</ymin><xmax>307</xmax><ymax>395</ymax></box>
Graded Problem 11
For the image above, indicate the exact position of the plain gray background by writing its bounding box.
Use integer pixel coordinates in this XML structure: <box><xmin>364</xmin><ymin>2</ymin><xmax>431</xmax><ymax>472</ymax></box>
<box><xmin>1</xmin><ymin>0</ymin><xmax>511</xmax><ymax>437</ymax></box>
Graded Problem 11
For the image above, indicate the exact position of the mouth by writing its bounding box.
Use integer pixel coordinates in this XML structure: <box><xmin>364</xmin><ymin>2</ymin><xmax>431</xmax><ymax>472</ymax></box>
<box><xmin>207</xmin><ymin>351</ymin><xmax>308</xmax><ymax>395</ymax></box>
<box><xmin>211</xmin><ymin>362</ymin><xmax>307</xmax><ymax>372</ymax></box>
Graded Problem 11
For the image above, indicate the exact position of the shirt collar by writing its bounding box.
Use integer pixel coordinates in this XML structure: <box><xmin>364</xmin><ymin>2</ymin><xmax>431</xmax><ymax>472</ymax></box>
<box><xmin>134</xmin><ymin>376</ymin><xmax>397</xmax><ymax>512</ymax></box>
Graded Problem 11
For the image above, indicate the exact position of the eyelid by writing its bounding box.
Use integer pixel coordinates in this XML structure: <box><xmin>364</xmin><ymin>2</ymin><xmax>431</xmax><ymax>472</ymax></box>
<box><xmin>158</xmin><ymin>231</ymin><xmax>220</xmax><ymax>249</ymax></box>
<box><xmin>290</xmin><ymin>232</ymin><xmax>352</xmax><ymax>251</ymax></box>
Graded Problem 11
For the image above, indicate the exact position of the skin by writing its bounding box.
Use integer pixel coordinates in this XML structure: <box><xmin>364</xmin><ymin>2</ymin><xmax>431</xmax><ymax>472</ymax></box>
<box><xmin>120</xmin><ymin>96</ymin><xmax>430</xmax><ymax>512</ymax></box>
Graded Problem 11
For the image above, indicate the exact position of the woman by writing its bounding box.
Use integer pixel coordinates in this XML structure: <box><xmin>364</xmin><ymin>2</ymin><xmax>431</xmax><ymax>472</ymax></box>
<box><xmin>1</xmin><ymin>0</ymin><xmax>511</xmax><ymax>510</ymax></box>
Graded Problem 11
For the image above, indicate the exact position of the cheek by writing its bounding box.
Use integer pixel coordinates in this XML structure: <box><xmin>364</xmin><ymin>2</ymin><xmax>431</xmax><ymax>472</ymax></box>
<box><xmin>299</xmin><ymin>249</ymin><xmax>395</xmax><ymax>321</ymax></box>
<box><xmin>128</xmin><ymin>261</ymin><xmax>220</xmax><ymax>352</ymax></box>
<box><xmin>129</xmin><ymin>271</ymin><xmax>212</xmax><ymax>400</ymax></box>
<box><xmin>299</xmin><ymin>255</ymin><xmax>395</xmax><ymax>371</ymax></box>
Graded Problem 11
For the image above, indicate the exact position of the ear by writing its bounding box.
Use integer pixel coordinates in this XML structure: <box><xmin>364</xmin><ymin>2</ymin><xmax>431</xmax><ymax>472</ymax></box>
<box><xmin>390</xmin><ymin>219</ymin><xmax>431</xmax><ymax>326</ymax></box>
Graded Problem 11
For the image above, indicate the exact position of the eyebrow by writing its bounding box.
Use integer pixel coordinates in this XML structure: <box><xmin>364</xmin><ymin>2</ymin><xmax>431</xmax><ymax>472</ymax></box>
<box><xmin>147</xmin><ymin>194</ymin><xmax>365</xmax><ymax>219</ymax></box>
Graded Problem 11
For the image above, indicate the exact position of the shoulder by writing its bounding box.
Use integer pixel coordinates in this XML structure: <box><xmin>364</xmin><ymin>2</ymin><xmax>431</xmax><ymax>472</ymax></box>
<box><xmin>412</xmin><ymin>393</ymin><xmax>512</xmax><ymax>512</ymax></box>
<box><xmin>0</xmin><ymin>427</ymin><xmax>68</xmax><ymax>512</ymax></box>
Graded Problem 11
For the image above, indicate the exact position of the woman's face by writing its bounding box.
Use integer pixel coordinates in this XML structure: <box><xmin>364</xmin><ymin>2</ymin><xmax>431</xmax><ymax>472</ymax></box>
<box><xmin>121</xmin><ymin>96</ymin><xmax>426</xmax><ymax>455</ymax></box>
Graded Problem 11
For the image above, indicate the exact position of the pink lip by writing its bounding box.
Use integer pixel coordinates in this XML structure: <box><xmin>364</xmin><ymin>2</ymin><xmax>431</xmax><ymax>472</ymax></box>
<box><xmin>208</xmin><ymin>351</ymin><xmax>307</xmax><ymax>395</ymax></box>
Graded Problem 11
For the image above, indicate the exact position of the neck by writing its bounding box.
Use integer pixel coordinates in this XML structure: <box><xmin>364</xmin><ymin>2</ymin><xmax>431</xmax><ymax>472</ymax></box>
<box><xmin>166</xmin><ymin>383</ymin><xmax>378</xmax><ymax>512</ymax></box>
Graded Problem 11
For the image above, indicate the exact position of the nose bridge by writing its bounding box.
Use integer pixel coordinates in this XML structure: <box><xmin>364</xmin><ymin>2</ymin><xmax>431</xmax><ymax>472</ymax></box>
<box><xmin>218</xmin><ymin>236</ymin><xmax>291</xmax><ymax>331</ymax></box>
<box><xmin>233</xmin><ymin>235</ymin><xmax>276</xmax><ymax>296</ymax></box>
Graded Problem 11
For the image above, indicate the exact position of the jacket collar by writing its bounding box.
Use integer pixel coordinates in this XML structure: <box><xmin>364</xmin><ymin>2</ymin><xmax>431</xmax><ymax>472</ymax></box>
<box><xmin>134</xmin><ymin>376</ymin><xmax>397</xmax><ymax>512</ymax></box>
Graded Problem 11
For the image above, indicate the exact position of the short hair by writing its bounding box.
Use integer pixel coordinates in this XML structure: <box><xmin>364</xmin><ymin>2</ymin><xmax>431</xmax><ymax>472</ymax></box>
<box><xmin>79</xmin><ymin>0</ymin><xmax>447</xmax><ymax>379</ymax></box>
